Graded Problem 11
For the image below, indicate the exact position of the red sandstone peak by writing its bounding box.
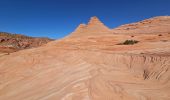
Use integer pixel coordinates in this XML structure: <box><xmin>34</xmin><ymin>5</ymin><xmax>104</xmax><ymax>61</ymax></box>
<box><xmin>70</xmin><ymin>16</ymin><xmax>111</xmax><ymax>37</ymax></box>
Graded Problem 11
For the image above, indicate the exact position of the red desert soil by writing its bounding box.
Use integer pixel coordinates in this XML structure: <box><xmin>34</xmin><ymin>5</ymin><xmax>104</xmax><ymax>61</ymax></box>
<box><xmin>0</xmin><ymin>16</ymin><xmax>170</xmax><ymax>100</ymax></box>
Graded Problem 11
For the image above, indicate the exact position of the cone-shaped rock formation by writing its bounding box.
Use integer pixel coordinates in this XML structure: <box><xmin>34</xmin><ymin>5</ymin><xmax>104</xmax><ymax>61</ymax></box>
<box><xmin>70</xmin><ymin>16</ymin><xmax>111</xmax><ymax>37</ymax></box>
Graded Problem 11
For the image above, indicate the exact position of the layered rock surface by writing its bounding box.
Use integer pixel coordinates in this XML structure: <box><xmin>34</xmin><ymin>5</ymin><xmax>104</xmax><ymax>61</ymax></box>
<box><xmin>0</xmin><ymin>16</ymin><xmax>170</xmax><ymax>100</ymax></box>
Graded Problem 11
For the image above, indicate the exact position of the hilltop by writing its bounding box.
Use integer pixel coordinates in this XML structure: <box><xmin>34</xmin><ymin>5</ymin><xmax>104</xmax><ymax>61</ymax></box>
<box><xmin>70</xmin><ymin>16</ymin><xmax>170</xmax><ymax>37</ymax></box>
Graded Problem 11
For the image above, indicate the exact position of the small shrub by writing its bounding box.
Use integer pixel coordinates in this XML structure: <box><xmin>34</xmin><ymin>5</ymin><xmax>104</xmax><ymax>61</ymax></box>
<box><xmin>117</xmin><ymin>40</ymin><xmax>139</xmax><ymax>45</ymax></box>
<box><xmin>131</xmin><ymin>35</ymin><xmax>134</xmax><ymax>37</ymax></box>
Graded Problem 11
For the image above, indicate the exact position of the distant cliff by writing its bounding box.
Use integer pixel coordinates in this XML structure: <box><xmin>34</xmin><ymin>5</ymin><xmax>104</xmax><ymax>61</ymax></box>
<box><xmin>0</xmin><ymin>32</ymin><xmax>53</xmax><ymax>53</ymax></box>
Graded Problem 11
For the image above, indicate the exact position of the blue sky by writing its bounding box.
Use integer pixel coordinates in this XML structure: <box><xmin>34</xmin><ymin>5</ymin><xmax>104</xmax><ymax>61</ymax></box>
<box><xmin>0</xmin><ymin>0</ymin><xmax>170</xmax><ymax>39</ymax></box>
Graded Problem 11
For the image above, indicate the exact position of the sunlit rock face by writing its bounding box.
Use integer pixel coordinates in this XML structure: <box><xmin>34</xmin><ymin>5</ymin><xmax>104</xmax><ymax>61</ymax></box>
<box><xmin>0</xmin><ymin>16</ymin><xmax>170</xmax><ymax>100</ymax></box>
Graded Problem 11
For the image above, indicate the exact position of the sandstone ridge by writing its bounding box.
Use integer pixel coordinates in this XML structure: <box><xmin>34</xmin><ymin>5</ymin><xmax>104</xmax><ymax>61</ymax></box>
<box><xmin>112</xmin><ymin>16</ymin><xmax>170</xmax><ymax>34</ymax></box>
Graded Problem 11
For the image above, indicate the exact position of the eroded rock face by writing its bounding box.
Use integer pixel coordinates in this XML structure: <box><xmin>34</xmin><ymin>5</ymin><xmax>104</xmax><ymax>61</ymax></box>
<box><xmin>0</xmin><ymin>16</ymin><xmax>170</xmax><ymax>100</ymax></box>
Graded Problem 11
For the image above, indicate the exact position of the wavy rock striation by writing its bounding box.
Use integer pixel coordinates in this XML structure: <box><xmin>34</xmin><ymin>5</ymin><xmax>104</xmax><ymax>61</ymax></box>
<box><xmin>0</xmin><ymin>49</ymin><xmax>170</xmax><ymax>100</ymax></box>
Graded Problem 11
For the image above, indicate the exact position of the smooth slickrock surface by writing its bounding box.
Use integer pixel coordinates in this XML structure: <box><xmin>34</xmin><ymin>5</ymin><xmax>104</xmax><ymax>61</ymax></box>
<box><xmin>0</xmin><ymin>16</ymin><xmax>170</xmax><ymax>100</ymax></box>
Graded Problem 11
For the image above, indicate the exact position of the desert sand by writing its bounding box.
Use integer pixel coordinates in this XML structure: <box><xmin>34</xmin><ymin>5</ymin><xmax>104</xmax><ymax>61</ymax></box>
<box><xmin>0</xmin><ymin>16</ymin><xmax>170</xmax><ymax>100</ymax></box>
